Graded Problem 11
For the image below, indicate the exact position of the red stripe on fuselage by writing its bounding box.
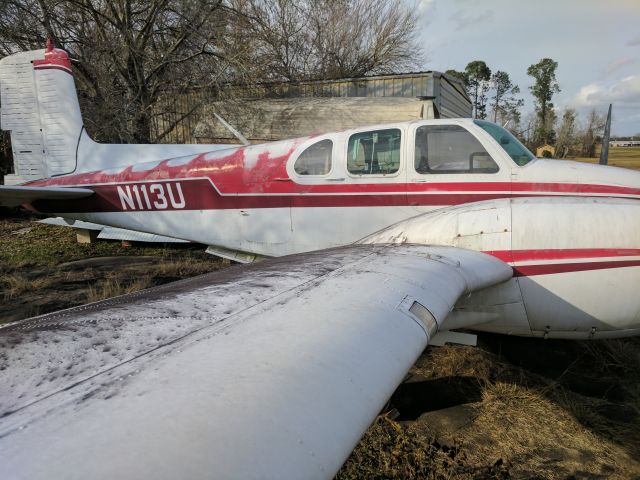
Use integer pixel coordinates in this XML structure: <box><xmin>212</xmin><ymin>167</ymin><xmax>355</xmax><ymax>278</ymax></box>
<box><xmin>482</xmin><ymin>249</ymin><xmax>640</xmax><ymax>276</ymax></box>
<box><xmin>485</xmin><ymin>248</ymin><xmax>640</xmax><ymax>263</ymax></box>
<box><xmin>512</xmin><ymin>260</ymin><xmax>640</xmax><ymax>276</ymax></box>
<box><xmin>30</xmin><ymin>178</ymin><xmax>519</xmax><ymax>213</ymax></box>
<box><xmin>29</xmin><ymin>183</ymin><xmax>640</xmax><ymax>213</ymax></box>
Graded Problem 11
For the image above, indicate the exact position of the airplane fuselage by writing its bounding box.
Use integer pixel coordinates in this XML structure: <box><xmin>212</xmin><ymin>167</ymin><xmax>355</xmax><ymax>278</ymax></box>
<box><xmin>24</xmin><ymin>119</ymin><xmax>640</xmax><ymax>340</ymax></box>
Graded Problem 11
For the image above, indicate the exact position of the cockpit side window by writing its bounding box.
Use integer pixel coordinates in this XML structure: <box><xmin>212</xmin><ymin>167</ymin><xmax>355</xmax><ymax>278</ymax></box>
<box><xmin>347</xmin><ymin>129</ymin><xmax>401</xmax><ymax>175</ymax></box>
<box><xmin>294</xmin><ymin>139</ymin><xmax>333</xmax><ymax>175</ymax></box>
<box><xmin>474</xmin><ymin>120</ymin><xmax>535</xmax><ymax>166</ymax></box>
<box><xmin>414</xmin><ymin>125</ymin><xmax>499</xmax><ymax>174</ymax></box>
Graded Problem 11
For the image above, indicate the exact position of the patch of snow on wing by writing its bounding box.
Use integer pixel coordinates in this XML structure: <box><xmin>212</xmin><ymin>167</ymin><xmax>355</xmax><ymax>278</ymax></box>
<box><xmin>0</xmin><ymin>267</ymin><xmax>322</xmax><ymax>418</ymax></box>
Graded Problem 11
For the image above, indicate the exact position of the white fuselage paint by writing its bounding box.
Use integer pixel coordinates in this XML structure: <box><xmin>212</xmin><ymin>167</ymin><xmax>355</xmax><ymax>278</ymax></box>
<box><xmin>364</xmin><ymin>196</ymin><xmax>640</xmax><ymax>339</ymax></box>
<box><xmin>42</xmin><ymin>120</ymin><xmax>640</xmax><ymax>340</ymax></box>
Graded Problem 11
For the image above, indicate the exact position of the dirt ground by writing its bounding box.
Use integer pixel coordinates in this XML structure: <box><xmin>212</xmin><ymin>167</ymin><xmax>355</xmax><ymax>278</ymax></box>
<box><xmin>338</xmin><ymin>336</ymin><xmax>640</xmax><ymax>479</ymax></box>
<box><xmin>2</xmin><ymin>187</ymin><xmax>640</xmax><ymax>478</ymax></box>
<box><xmin>0</xmin><ymin>213</ymin><xmax>225</xmax><ymax>323</ymax></box>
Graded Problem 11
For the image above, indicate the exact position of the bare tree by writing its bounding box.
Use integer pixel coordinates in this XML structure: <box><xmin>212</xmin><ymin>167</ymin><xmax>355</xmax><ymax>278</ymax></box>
<box><xmin>0</xmin><ymin>0</ymin><xmax>246</xmax><ymax>143</ymax></box>
<box><xmin>312</xmin><ymin>0</ymin><xmax>423</xmax><ymax>79</ymax></box>
<box><xmin>232</xmin><ymin>0</ymin><xmax>424</xmax><ymax>81</ymax></box>
<box><xmin>555</xmin><ymin>108</ymin><xmax>576</xmax><ymax>158</ymax></box>
<box><xmin>580</xmin><ymin>109</ymin><xmax>606</xmax><ymax>158</ymax></box>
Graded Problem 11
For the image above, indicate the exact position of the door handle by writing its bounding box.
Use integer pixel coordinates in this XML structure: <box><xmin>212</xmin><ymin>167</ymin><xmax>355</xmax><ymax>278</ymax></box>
<box><xmin>327</xmin><ymin>177</ymin><xmax>345</xmax><ymax>182</ymax></box>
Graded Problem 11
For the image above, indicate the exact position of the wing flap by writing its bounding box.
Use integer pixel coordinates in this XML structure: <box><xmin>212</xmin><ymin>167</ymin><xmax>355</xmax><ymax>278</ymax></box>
<box><xmin>0</xmin><ymin>244</ymin><xmax>511</xmax><ymax>480</ymax></box>
<box><xmin>0</xmin><ymin>185</ymin><xmax>94</xmax><ymax>207</ymax></box>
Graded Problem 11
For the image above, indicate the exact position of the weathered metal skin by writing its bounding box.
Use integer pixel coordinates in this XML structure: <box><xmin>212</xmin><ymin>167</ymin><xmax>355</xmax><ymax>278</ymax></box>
<box><xmin>0</xmin><ymin>245</ymin><xmax>512</xmax><ymax>480</ymax></box>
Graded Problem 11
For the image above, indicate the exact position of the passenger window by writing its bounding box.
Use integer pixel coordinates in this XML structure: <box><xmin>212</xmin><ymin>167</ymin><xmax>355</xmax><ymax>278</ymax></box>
<box><xmin>414</xmin><ymin>125</ymin><xmax>499</xmax><ymax>174</ymax></box>
<box><xmin>294</xmin><ymin>139</ymin><xmax>333</xmax><ymax>175</ymax></box>
<box><xmin>347</xmin><ymin>129</ymin><xmax>401</xmax><ymax>175</ymax></box>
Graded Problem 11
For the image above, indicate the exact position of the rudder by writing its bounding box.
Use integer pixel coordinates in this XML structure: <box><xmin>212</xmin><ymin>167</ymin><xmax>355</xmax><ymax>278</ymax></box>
<box><xmin>0</xmin><ymin>40</ymin><xmax>83</xmax><ymax>184</ymax></box>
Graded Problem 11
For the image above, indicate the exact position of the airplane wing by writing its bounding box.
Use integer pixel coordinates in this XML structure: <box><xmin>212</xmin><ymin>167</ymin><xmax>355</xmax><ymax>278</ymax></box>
<box><xmin>0</xmin><ymin>185</ymin><xmax>94</xmax><ymax>207</ymax></box>
<box><xmin>0</xmin><ymin>244</ymin><xmax>512</xmax><ymax>480</ymax></box>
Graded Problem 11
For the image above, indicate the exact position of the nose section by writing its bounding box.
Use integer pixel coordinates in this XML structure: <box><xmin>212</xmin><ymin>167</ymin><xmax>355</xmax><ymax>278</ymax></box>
<box><xmin>524</xmin><ymin>159</ymin><xmax>640</xmax><ymax>195</ymax></box>
<box><xmin>575</xmin><ymin>161</ymin><xmax>640</xmax><ymax>194</ymax></box>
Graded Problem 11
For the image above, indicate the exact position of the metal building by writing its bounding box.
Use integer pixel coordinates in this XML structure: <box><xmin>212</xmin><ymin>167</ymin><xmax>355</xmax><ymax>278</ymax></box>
<box><xmin>190</xmin><ymin>71</ymin><xmax>471</xmax><ymax>144</ymax></box>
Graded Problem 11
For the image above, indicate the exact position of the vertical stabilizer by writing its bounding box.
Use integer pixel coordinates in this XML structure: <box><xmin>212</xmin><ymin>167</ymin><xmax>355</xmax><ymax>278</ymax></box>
<box><xmin>1</xmin><ymin>41</ymin><xmax>83</xmax><ymax>184</ymax></box>
<box><xmin>1</xmin><ymin>44</ymin><xmax>235</xmax><ymax>186</ymax></box>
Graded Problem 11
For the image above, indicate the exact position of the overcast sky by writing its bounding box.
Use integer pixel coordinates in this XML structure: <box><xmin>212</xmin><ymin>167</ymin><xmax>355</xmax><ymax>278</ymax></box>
<box><xmin>413</xmin><ymin>0</ymin><xmax>640</xmax><ymax>136</ymax></box>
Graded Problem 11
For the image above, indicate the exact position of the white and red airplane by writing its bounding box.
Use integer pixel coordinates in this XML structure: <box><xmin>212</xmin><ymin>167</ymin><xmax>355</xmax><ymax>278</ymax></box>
<box><xmin>0</xmin><ymin>44</ymin><xmax>639</xmax><ymax>479</ymax></box>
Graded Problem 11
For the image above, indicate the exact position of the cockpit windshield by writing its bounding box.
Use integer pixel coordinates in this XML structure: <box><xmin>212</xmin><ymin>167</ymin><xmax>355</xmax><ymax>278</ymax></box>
<box><xmin>474</xmin><ymin>120</ymin><xmax>536</xmax><ymax>166</ymax></box>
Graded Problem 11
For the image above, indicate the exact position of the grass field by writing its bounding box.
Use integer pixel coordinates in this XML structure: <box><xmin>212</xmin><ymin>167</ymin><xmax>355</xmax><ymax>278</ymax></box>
<box><xmin>0</xmin><ymin>215</ymin><xmax>225</xmax><ymax>322</ymax></box>
<box><xmin>567</xmin><ymin>146</ymin><xmax>640</xmax><ymax>170</ymax></box>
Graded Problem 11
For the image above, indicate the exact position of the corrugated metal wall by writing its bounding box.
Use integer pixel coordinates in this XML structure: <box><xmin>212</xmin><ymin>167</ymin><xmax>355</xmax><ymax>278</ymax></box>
<box><xmin>193</xmin><ymin>97</ymin><xmax>436</xmax><ymax>143</ymax></box>
<box><xmin>152</xmin><ymin>72</ymin><xmax>471</xmax><ymax>144</ymax></box>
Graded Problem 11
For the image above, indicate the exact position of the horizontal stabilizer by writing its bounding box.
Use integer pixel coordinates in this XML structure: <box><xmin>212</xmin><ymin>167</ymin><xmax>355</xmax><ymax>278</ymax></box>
<box><xmin>0</xmin><ymin>185</ymin><xmax>94</xmax><ymax>207</ymax></box>
<box><xmin>39</xmin><ymin>217</ymin><xmax>190</xmax><ymax>243</ymax></box>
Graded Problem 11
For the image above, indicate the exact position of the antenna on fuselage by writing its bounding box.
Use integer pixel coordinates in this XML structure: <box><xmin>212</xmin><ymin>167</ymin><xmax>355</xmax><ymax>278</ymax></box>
<box><xmin>213</xmin><ymin>113</ymin><xmax>251</xmax><ymax>146</ymax></box>
<box><xmin>599</xmin><ymin>104</ymin><xmax>612</xmax><ymax>165</ymax></box>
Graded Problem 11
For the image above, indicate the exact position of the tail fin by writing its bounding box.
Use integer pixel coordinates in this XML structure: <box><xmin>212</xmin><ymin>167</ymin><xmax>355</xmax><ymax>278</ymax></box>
<box><xmin>0</xmin><ymin>40</ymin><xmax>83</xmax><ymax>184</ymax></box>
<box><xmin>1</xmin><ymin>42</ymin><xmax>235</xmax><ymax>186</ymax></box>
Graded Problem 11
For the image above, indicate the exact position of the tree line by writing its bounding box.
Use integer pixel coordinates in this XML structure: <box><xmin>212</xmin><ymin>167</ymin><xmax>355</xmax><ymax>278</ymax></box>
<box><xmin>0</xmin><ymin>0</ymin><xmax>422</xmax><ymax>146</ymax></box>
<box><xmin>447</xmin><ymin>59</ymin><xmax>609</xmax><ymax>158</ymax></box>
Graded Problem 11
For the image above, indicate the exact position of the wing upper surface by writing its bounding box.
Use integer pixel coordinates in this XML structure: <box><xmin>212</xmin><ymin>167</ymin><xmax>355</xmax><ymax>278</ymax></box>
<box><xmin>0</xmin><ymin>244</ymin><xmax>512</xmax><ymax>480</ymax></box>
<box><xmin>0</xmin><ymin>185</ymin><xmax>94</xmax><ymax>207</ymax></box>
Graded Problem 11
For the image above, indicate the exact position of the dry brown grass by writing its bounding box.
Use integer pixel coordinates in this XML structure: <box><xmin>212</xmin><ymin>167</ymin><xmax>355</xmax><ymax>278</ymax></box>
<box><xmin>83</xmin><ymin>258</ymin><xmax>223</xmax><ymax>303</ymax></box>
<box><xmin>1</xmin><ymin>273</ymin><xmax>55</xmax><ymax>298</ymax></box>
<box><xmin>568</xmin><ymin>146</ymin><xmax>640</xmax><ymax>171</ymax></box>
<box><xmin>86</xmin><ymin>275</ymin><xmax>155</xmax><ymax>303</ymax></box>
<box><xmin>336</xmin><ymin>415</ymin><xmax>510</xmax><ymax>480</ymax></box>
<box><xmin>339</xmin><ymin>338</ymin><xmax>640</xmax><ymax>479</ymax></box>
<box><xmin>153</xmin><ymin>258</ymin><xmax>223</xmax><ymax>277</ymax></box>
<box><xmin>0</xmin><ymin>218</ymin><xmax>225</xmax><ymax>323</ymax></box>
<box><xmin>468</xmin><ymin>381</ymin><xmax>627</xmax><ymax>479</ymax></box>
